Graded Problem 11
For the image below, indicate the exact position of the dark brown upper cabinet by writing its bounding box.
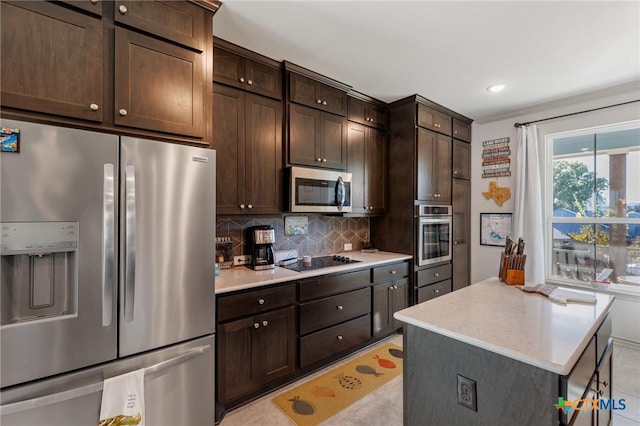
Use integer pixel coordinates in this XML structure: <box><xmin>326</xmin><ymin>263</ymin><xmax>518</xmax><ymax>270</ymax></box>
<box><xmin>0</xmin><ymin>1</ymin><xmax>104</xmax><ymax>122</ymax></box>
<box><xmin>213</xmin><ymin>84</ymin><xmax>283</xmax><ymax>215</ymax></box>
<box><xmin>452</xmin><ymin>118</ymin><xmax>471</xmax><ymax>142</ymax></box>
<box><xmin>289</xmin><ymin>73</ymin><xmax>347</xmax><ymax>116</ymax></box>
<box><xmin>417</xmin><ymin>128</ymin><xmax>452</xmax><ymax>204</ymax></box>
<box><xmin>289</xmin><ymin>103</ymin><xmax>347</xmax><ymax>170</ymax></box>
<box><xmin>213</xmin><ymin>41</ymin><xmax>282</xmax><ymax>100</ymax></box>
<box><xmin>452</xmin><ymin>139</ymin><xmax>471</xmax><ymax>180</ymax></box>
<box><xmin>1</xmin><ymin>0</ymin><xmax>217</xmax><ymax>143</ymax></box>
<box><xmin>347</xmin><ymin>96</ymin><xmax>387</xmax><ymax>130</ymax></box>
<box><xmin>347</xmin><ymin>122</ymin><xmax>386</xmax><ymax>215</ymax></box>
<box><xmin>114</xmin><ymin>0</ymin><xmax>206</xmax><ymax>52</ymax></box>
<box><xmin>114</xmin><ymin>27</ymin><xmax>204</xmax><ymax>138</ymax></box>
<box><xmin>418</xmin><ymin>104</ymin><xmax>452</xmax><ymax>136</ymax></box>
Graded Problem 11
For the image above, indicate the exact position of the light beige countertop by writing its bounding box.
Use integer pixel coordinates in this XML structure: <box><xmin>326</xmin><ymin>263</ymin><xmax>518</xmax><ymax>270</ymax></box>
<box><xmin>394</xmin><ymin>277</ymin><xmax>615</xmax><ymax>375</ymax></box>
<box><xmin>215</xmin><ymin>251</ymin><xmax>412</xmax><ymax>294</ymax></box>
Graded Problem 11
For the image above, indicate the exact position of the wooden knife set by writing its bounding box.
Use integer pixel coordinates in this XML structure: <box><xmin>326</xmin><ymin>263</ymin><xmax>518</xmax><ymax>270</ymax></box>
<box><xmin>499</xmin><ymin>237</ymin><xmax>526</xmax><ymax>285</ymax></box>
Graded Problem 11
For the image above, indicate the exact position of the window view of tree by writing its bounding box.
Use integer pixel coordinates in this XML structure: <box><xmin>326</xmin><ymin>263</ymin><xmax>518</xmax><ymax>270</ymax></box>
<box><xmin>547</xmin><ymin>123</ymin><xmax>640</xmax><ymax>286</ymax></box>
<box><xmin>553</xmin><ymin>161</ymin><xmax>608</xmax><ymax>215</ymax></box>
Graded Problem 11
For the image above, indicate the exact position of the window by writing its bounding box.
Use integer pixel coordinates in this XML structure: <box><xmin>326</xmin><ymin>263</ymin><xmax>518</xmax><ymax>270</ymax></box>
<box><xmin>545</xmin><ymin>121</ymin><xmax>640</xmax><ymax>285</ymax></box>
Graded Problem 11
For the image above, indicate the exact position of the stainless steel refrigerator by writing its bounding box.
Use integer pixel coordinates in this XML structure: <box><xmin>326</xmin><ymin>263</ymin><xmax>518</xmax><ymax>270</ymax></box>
<box><xmin>0</xmin><ymin>119</ymin><xmax>216</xmax><ymax>425</ymax></box>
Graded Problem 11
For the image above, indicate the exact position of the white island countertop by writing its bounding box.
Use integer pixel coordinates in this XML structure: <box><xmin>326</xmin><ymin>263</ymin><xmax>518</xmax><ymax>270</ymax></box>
<box><xmin>215</xmin><ymin>251</ymin><xmax>412</xmax><ymax>294</ymax></box>
<box><xmin>394</xmin><ymin>277</ymin><xmax>615</xmax><ymax>375</ymax></box>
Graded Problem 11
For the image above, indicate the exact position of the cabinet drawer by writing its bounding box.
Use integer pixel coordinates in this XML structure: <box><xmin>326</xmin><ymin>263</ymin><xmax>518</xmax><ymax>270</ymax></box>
<box><xmin>300</xmin><ymin>288</ymin><xmax>371</xmax><ymax>335</ymax></box>
<box><xmin>300</xmin><ymin>314</ymin><xmax>371</xmax><ymax>368</ymax></box>
<box><xmin>372</xmin><ymin>262</ymin><xmax>409</xmax><ymax>284</ymax></box>
<box><xmin>417</xmin><ymin>264</ymin><xmax>452</xmax><ymax>286</ymax></box>
<box><xmin>299</xmin><ymin>269</ymin><xmax>370</xmax><ymax>301</ymax></box>
<box><xmin>417</xmin><ymin>279</ymin><xmax>451</xmax><ymax>303</ymax></box>
<box><xmin>217</xmin><ymin>284</ymin><xmax>295</xmax><ymax>323</ymax></box>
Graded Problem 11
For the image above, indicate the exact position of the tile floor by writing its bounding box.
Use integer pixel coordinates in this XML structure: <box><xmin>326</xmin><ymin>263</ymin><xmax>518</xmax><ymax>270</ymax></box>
<box><xmin>219</xmin><ymin>336</ymin><xmax>640</xmax><ymax>426</ymax></box>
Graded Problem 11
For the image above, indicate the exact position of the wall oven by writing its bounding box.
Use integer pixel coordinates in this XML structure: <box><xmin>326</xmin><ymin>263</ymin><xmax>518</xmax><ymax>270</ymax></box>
<box><xmin>416</xmin><ymin>205</ymin><xmax>452</xmax><ymax>266</ymax></box>
<box><xmin>286</xmin><ymin>166</ymin><xmax>352</xmax><ymax>213</ymax></box>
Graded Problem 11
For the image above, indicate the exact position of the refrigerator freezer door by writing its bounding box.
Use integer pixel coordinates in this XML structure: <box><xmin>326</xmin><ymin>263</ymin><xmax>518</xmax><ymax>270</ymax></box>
<box><xmin>0</xmin><ymin>120</ymin><xmax>118</xmax><ymax>388</ymax></box>
<box><xmin>119</xmin><ymin>137</ymin><xmax>215</xmax><ymax>356</ymax></box>
<box><xmin>0</xmin><ymin>335</ymin><xmax>215</xmax><ymax>426</ymax></box>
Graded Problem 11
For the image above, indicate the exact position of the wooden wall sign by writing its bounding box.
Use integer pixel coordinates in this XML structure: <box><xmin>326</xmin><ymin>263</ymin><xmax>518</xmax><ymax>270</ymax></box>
<box><xmin>482</xmin><ymin>137</ymin><xmax>510</xmax><ymax>178</ymax></box>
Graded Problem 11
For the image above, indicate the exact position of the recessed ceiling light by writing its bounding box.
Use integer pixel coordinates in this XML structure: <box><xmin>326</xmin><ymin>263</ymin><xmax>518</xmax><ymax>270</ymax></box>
<box><xmin>487</xmin><ymin>84</ymin><xmax>506</xmax><ymax>93</ymax></box>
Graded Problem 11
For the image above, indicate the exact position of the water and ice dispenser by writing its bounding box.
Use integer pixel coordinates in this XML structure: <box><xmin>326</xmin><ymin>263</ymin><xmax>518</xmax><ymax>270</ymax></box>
<box><xmin>1</xmin><ymin>222</ymin><xmax>78</xmax><ymax>325</ymax></box>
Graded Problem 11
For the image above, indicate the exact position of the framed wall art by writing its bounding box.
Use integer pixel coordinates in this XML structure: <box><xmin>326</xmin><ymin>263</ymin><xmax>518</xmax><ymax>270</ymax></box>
<box><xmin>480</xmin><ymin>213</ymin><xmax>513</xmax><ymax>247</ymax></box>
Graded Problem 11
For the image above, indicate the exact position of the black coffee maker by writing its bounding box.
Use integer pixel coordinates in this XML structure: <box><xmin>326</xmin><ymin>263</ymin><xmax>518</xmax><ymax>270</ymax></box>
<box><xmin>247</xmin><ymin>225</ymin><xmax>275</xmax><ymax>270</ymax></box>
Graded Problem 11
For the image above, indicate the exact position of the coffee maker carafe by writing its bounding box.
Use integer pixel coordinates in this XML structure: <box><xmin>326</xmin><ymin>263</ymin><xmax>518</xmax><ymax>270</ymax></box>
<box><xmin>247</xmin><ymin>225</ymin><xmax>275</xmax><ymax>270</ymax></box>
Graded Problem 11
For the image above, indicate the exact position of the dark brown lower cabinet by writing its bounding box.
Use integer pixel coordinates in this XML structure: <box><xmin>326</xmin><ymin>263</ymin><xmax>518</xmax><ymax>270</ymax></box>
<box><xmin>372</xmin><ymin>278</ymin><xmax>408</xmax><ymax>337</ymax></box>
<box><xmin>217</xmin><ymin>306</ymin><xmax>295</xmax><ymax>404</ymax></box>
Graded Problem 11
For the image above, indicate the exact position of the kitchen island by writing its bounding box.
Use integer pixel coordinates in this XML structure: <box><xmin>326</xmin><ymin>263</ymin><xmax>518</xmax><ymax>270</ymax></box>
<box><xmin>394</xmin><ymin>277</ymin><xmax>615</xmax><ymax>426</ymax></box>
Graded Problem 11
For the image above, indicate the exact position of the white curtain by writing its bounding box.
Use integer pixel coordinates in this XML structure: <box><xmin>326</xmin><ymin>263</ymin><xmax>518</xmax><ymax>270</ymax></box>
<box><xmin>513</xmin><ymin>124</ymin><xmax>545</xmax><ymax>284</ymax></box>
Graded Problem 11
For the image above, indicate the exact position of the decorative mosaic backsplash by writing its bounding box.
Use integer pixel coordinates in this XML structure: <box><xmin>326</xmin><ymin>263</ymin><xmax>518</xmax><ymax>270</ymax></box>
<box><xmin>216</xmin><ymin>215</ymin><xmax>370</xmax><ymax>258</ymax></box>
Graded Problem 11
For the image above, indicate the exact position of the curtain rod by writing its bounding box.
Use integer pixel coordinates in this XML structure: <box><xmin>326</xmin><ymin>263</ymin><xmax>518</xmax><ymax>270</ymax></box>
<box><xmin>513</xmin><ymin>99</ymin><xmax>640</xmax><ymax>128</ymax></box>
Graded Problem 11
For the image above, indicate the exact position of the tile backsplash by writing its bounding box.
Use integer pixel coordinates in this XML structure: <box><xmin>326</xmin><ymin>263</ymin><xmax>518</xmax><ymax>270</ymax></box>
<box><xmin>216</xmin><ymin>215</ymin><xmax>370</xmax><ymax>258</ymax></box>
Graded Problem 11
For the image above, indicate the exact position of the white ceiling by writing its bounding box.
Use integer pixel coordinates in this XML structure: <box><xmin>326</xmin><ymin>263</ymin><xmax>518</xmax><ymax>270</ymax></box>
<box><xmin>212</xmin><ymin>1</ymin><xmax>640</xmax><ymax>123</ymax></box>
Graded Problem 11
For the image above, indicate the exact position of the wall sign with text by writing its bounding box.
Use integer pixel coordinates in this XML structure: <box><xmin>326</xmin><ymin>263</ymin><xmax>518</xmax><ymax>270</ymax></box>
<box><xmin>482</xmin><ymin>137</ymin><xmax>510</xmax><ymax>178</ymax></box>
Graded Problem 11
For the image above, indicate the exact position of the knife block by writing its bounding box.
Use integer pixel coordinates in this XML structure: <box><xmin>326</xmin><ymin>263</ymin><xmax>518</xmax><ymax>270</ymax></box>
<box><xmin>505</xmin><ymin>268</ymin><xmax>525</xmax><ymax>285</ymax></box>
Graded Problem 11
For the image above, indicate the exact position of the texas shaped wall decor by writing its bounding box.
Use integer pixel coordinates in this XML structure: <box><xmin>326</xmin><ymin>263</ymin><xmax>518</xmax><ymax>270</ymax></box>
<box><xmin>482</xmin><ymin>181</ymin><xmax>511</xmax><ymax>207</ymax></box>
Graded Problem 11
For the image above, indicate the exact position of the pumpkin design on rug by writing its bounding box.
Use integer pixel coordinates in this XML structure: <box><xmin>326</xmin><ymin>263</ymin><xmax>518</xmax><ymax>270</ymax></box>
<box><xmin>272</xmin><ymin>343</ymin><xmax>403</xmax><ymax>426</ymax></box>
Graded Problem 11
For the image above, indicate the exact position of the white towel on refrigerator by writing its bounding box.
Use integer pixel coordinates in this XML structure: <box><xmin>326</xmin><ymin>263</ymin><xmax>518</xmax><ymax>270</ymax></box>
<box><xmin>99</xmin><ymin>369</ymin><xmax>145</xmax><ymax>426</ymax></box>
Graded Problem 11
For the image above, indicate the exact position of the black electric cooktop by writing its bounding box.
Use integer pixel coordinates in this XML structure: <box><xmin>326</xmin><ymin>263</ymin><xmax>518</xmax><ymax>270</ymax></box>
<box><xmin>279</xmin><ymin>255</ymin><xmax>360</xmax><ymax>272</ymax></box>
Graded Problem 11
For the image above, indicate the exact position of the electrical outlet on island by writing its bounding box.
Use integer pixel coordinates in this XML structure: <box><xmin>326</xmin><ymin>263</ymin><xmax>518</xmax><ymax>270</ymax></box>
<box><xmin>456</xmin><ymin>374</ymin><xmax>477</xmax><ymax>411</ymax></box>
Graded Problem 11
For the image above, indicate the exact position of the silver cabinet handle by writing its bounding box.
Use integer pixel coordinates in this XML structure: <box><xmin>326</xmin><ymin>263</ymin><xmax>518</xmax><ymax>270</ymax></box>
<box><xmin>322</xmin><ymin>101</ymin><xmax>327</xmax><ymax>106</ymax></box>
<box><xmin>453</xmin><ymin>170</ymin><xmax>459</xmax><ymax>175</ymax></box>
<box><xmin>393</xmin><ymin>285</ymin><xmax>398</xmax><ymax>290</ymax></box>
<box><xmin>119</xmin><ymin>109</ymin><xmax>128</xmax><ymax>116</ymax></box>
<box><xmin>434</xmin><ymin>289</ymin><xmax>440</xmax><ymax>293</ymax></box>
<box><xmin>337</xmin><ymin>335</ymin><xmax>343</xmax><ymax>341</ymax></box>
<box><xmin>254</xmin><ymin>323</ymin><xmax>260</xmax><ymax>329</ymax></box>
<box><xmin>316</xmin><ymin>158</ymin><xmax>322</xmax><ymax>162</ymax></box>
<box><xmin>118</xmin><ymin>4</ymin><xmax>127</xmax><ymax>14</ymax></box>
<box><xmin>247</xmin><ymin>80</ymin><xmax>253</xmax><ymax>85</ymax></box>
<box><xmin>247</xmin><ymin>204</ymin><xmax>253</xmax><ymax>209</ymax></box>
<box><xmin>369</xmin><ymin>206</ymin><xmax>374</xmax><ymax>210</ymax></box>
<box><xmin>434</xmin><ymin>273</ymin><xmax>440</xmax><ymax>277</ymax></box>
<box><xmin>322</xmin><ymin>158</ymin><xmax>327</xmax><ymax>162</ymax></box>
<box><xmin>390</xmin><ymin>270</ymin><xmax>396</xmax><ymax>275</ymax></box>
<box><xmin>262</xmin><ymin>320</ymin><xmax>268</xmax><ymax>327</ymax></box>
<box><xmin>337</xmin><ymin>305</ymin><xmax>344</xmax><ymax>310</ymax></box>
<box><xmin>454</xmin><ymin>241</ymin><xmax>459</xmax><ymax>245</ymax></box>
<box><xmin>102</xmin><ymin>164</ymin><xmax>115</xmax><ymax>327</ymax></box>
<box><xmin>239</xmin><ymin>204</ymin><xmax>245</xmax><ymax>209</ymax></box>
<box><xmin>258</xmin><ymin>298</ymin><xmax>265</xmax><ymax>305</ymax></box>
<box><xmin>316</xmin><ymin>99</ymin><xmax>322</xmax><ymax>104</ymax></box>
<box><xmin>91</xmin><ymin>0</ymin><xmax>98</xmax><ymax>3</ymax></box>
<box><xmin>90</xmin><ymin>103</ymin><xmax>99</xmax><ymax>111</ymax></box>
<box><xmin>124</xmin><ymin>165</ymin><xmax>136</xmax><ymax>322</ymax></box>
<box><xmin>239</xmin><ymin>77</ymin><xmax>245</xmax><ymax>83</ymax></box>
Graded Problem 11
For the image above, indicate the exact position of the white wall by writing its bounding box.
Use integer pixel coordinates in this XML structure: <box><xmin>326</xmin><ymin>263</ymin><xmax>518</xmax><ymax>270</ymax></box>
<box><xmin>470</xmin><ymin>83</ymin><xmax>640</xmax><ymax>285</ymax></box>
<box><xmin>469</xmin><ymin>83</ymin><xmax>640</xmax><ymax>343</ymax></box>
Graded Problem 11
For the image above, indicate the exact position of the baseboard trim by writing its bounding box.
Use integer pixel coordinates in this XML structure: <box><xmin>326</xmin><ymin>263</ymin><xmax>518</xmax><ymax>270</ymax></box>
<box><xmin>613</xmin><ymin>337</ymin><xmax>640</xmax><ymax>351</ymax></box>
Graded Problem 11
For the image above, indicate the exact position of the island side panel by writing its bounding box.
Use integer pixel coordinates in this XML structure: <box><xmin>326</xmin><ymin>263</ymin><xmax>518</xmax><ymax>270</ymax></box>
<box><xmin>404</xmin><ymin>325</ymin><xmax>560</xmax><ymax>426</ymax></box>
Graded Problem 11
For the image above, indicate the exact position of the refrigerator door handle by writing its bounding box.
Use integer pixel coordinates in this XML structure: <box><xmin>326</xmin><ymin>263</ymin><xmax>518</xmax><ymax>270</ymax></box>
<box><xmin>0</xmin><ymin>345</ymin><xmax>211</xmax><ymax>416</ymax></box>
<box><xmin>124</xmin><ymin>165</ymin><xmax>136</xmax><ymax>322</ymax></box>
<box><xmin>102</xmin><ymin>164</ymin><xmax>115</xmax><ymax>327</ymax></box>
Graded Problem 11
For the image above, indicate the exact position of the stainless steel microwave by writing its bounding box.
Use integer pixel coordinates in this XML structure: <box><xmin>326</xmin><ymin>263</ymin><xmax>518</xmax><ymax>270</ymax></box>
<box><xmin>286</xmin><ymin>166</ymin><xmax>352</xmax><ymax>213</ymax></box>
